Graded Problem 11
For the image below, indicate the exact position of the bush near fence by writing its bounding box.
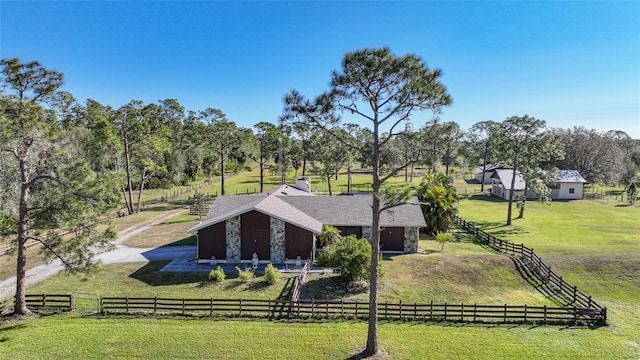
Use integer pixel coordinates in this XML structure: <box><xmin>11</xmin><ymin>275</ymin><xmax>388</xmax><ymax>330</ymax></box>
<box><xmin>453</xmin><ymin>217</ymin><xmax>606</xmax><ymax>324</ymax></box>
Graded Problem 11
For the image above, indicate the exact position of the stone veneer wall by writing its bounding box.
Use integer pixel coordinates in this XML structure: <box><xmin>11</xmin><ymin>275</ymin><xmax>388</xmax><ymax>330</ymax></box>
<box><xmin>362</xmin><ymin>226</ymin><xmax>372</xmax><ymax>242</ymax></box>
<box><xmin>403</xmin><ymin>227</ymin><xmax>419</xmax><ymax>253</ymax></box>
<box><xmin>225</xmin><ymin>216</ymin><xmax>241</xmax><ymax>262</ymax></box>
<box><xmin>270</xmin><ymin>217</ymin><xmax>286</xmax><ymax>263</ymax></box>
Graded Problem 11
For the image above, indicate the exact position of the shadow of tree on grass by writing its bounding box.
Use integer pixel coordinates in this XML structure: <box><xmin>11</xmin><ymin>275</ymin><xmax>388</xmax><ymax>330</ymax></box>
<box><xmin>129</xmin><ymin>261</ymin><xmax>207</xmax><ymax>286</ymax></box>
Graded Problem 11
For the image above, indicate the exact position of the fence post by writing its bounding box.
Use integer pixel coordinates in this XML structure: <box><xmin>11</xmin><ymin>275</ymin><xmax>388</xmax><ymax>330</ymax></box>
<box><xmin>355</xmin><ymin>301</ymin><xmax>358</xmax><ymax>318</ymax></box>
<box><xmin>473</xmin><ymin>303</ymin><xmax>477</xmax><ymax>322</ymax></box>
<box><xmin>503</xmin><ymin>304</ymin><xmax>507</xmax><ymax>323</ymax></box>
<box><xmin>182</xmin><ymin>298</ymin><xmax>186</xmax><ymax>315</ymax></box>
<box><xmin>460</xmin><ymin>303</ymin><xmax>464</xmax><ymax>321</ymax></box>
<box><xmin>430</xmin><ymin>300</ymin><xmax>433</xmax><ymax>320</ymax></box>
<box><xmin>399</xmin><ymin>299</ymin><xmax>403</xmax><ymax>320</ymax></box>
<box><xmin>43</xmin><ymin>294</ymin><xmax>47</xmax><ymax>308</ymax></box>
<box><xmin>211</xmin><ymin>298</ymin><xmax>214</xmax><ymax>316</ymax></box>
<box><xmin>341</xmin><ymin>299</ymin><xmax>344</xmax><ymax>318</ymax></box>
<box><xmin>312</xmin><ymin>299</ymin><xmax>315</xmax><ymax>317</ymax></box>
<box><xmin>126</xmin><ymin>296</ymin><xmax>129</xmax><ymax>314</ymax></box>
<box><xmin>543</xmin><ymin>305</ymin><xmax>547</xmax><ymax>323</ymax></box>
<box><xmin>524</xmin><ymin>304</ymin><xmax>527</xmax><ymax>322</ymax></box>
<box><xmin>154</xmin><ymin>296</ymin><xmax>157</xmax><ymax>315</ymax></box>
<box><xmin>444</xmin><ymin>302</ymin><xmax>447</xmax><ymax>320</ymax></box>
<box><xmin>573</xmin><ymin>286</ymin><xmax>577</xmax><ymax>302</ymax></box>
<box><xmin>239</xmin><ymin>298</ymin><xmax>242</xmax><ymax>316</ymax></box>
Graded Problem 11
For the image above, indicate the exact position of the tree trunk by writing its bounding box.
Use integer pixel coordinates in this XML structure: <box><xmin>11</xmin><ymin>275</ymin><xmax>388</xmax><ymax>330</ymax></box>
<box><xmin>302</xmin><ymin>158</ymin><xmax>307</xmax><ymax>176</ymax></box>
<box><xmin>327</xmin><ymin>177</ymin><xmax>332</xmax><ymax>196</ymax></box>
<box><xmin>136</xmin><ymin>168</ymin><xmax>150</xmax><ymax>213</ymax></box>
<box><xmin>259</xmin><ymin>145</ymin><xmax>264</xmax><ymax>193</ymax></box>
<box><xmin>445</xmin><ymin>142</ymin><xmax>451</xmax><ymax>175</ymax></box>
<box><xmin>14</xmin><ymin>156</ymin><xmax>30</xmax><ymax>315</ymax></box>
<box><xmin>122</xmin><ymin>113</ymin><xmax>135</xmax><ymax>215</ymax></box>
<box><xmin>480</xmin><ymin>148</ymin><xmax>489</xmax><ymax>192</ymax></box>
<box><xmin>347</xmin><ymin>166</ymin><xmax>352</xmax><ymax>192</ymax></box>
<box><xmin>409</xmin><ymin>162</ymin><xmax>415</xmax><ymax>182</ymax></box>
<box><xmin>220</xmin><ymin>146</ymin><xmax>225</xmax><ymax>195</ymax></box>
<box><xmin>506</xmin><ymin>166</ymin><xmax>517</xmax><ymax>225</ymax></box>
<box><xmin>365</xmin><ymin>118</ymin><xmax>381</xmax><ymax>357</ymax></box>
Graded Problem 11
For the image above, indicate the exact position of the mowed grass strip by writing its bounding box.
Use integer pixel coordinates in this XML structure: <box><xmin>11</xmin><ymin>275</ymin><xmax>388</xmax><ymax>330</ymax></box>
<box><xmin>1</xmin><ymin>314</ymin><xmax>637</xmax><ymax>360</ymax></box>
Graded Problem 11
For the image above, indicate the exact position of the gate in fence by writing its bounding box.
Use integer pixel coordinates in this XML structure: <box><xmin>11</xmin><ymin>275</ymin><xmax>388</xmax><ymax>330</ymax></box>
<box><xmin>72</xmin><ymin>292</ymin><xmax>101</xmax><ymax>313</ymax></box>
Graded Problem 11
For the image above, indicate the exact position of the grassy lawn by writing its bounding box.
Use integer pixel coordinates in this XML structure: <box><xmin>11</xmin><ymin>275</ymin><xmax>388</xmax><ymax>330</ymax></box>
<box><xmin>2</xmin><ymin>170</ymin><xmax>640</xmax><ymax>359</ymax></box>
<box><xmin>27</xmin><ymin>261</ymin><xmax>297</xmax><ymax>302</ymax></box>
<box><xmin>455</xmin><ymin>177</ymin><xmax>640</xmax><ymax>358</ymax></box>
<box><xmin>303</xmin><ymin>236</ymin><xmax>555</xmax><ymax>307</ymax></box>
<box><xmin>121</xmin><ymin>213</ymin><xmax>200</xmax><ymax>248</ymax></box>
<box><xmin>1</xmin><ymin>313</ymin><xmax>637</xmax><ymax>359</ymax></box>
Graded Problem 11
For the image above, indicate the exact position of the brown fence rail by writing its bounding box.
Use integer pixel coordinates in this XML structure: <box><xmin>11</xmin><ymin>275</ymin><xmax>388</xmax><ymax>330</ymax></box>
<box><xmin>453</xmin><ymin>217</ymin><xmax>606</xmax><ymax>322</ymax></box>
<box><xmin>96</xmin><ymin>296</ymin><xmax>604</xmax><ymax>325</ymax></box>
<box><xmin>24</xmin><ymin>294</ymin><xmax>72</xmax><ymax>311</ymax></box>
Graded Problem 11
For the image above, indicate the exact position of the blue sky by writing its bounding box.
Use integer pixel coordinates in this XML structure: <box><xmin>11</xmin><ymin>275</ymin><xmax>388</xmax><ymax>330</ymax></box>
<box><xmin>1</xmin><ymin>1</ymin><xmax>639</xmax><ymax>137</ymax></box>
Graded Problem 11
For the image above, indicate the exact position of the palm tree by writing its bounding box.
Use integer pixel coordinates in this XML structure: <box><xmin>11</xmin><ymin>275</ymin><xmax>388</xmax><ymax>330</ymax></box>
<box><xmin>415</xmin><ymin>173</ymin><xmax>459</xmax><ymax>235</ymax></box>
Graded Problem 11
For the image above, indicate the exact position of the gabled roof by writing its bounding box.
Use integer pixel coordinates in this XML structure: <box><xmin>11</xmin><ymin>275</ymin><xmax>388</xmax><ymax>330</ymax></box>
<box><xmin>188</xmin><ymin>185</ymin><xmax>427</xmax><ymax>234</ymax></box>
<box><xmin>280</xmin><ymin>195</ymin><xmax>426</xmax><ymax>228</ymax></box>
<box><xmin>474</xmin><ymin>164</ymin><xmax>503</xmax><ymax>174</ymax></box>
<box><xmin>491</xmin><ymin>169</ymin><xmax>526</xmax><ymax>191</ymax></box>
<box><xmin>544</xmin><ymin>170</ymin><xmax>587</xmax><ymax>184</ymax></box>
<box><xmin>188</xmin><ymin>193</ymin><xmax>323</xmax><ymax>234</ymax></box>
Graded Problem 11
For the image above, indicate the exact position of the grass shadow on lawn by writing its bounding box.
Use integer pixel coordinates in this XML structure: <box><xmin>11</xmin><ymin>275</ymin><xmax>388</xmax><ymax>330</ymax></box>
<box><xmin>161</xmin><ymin>235</ymin><xmax>197</xmax><ymax>247</ymax></box>
<box><xmin>302</xmin><ymin>276</ymin><xmax>367</xmax><ymax>301</ymax></box>
<box><xmin>472</xmin><ymin>221</ymin><xmax>527</xmax><ymax>236</ymax></box>
<box><xmin>464</xmin><ymin>194</ymin><xmax>506</xmax><ymax>203</ymax></box>
<box><xmin>129</xmin><ymin>261</ymin><xmax>207</xmax><ymax>286</ymax></box>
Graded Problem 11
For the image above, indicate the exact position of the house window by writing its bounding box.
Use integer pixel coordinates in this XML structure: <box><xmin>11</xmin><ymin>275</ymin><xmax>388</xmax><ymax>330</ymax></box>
<box><xmin>569</xmin><ymin>188</ymin><xmax>575</xmax><ymax>194</ymax></box>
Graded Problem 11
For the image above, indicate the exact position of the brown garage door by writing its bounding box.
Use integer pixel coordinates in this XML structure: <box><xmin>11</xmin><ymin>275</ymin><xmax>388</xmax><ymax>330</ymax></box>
<box><xmin>285</xmin><ymin>223</ymin><xmax>314</xmax><ymax>260</ymax></box>
<box><xmin>380</xmin><ymin>227</ymin><xmax>404</xmax><ymax>252</ymax></box>
<box><xmin>198</xmin><ymin>222</ymin><xmax>226</xmax><ymax>260</ymax></box>
<box><xmin>241</xmin><ymin>211</ymin><xmax>271</xmax><ymax>260</ymax></box>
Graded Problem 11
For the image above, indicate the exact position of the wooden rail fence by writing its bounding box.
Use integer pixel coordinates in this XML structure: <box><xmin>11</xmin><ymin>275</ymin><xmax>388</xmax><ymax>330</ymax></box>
<box><xmin>11</xmin><ymin>292</ymin><xmax>606</xmax><ymax>325</ymax></box>
<box><xmin>95</xmin><ymin>296</ymin><xmax>604</xmax><ymax>325</ymax></box>
<box><xmin>25</xmin><ymin>294</ymin><xmax>73</xmax><ymax>311</ymax></box>
<box><xmin>453</xmin><ymin>217</ymin><xmax>606</xmax><ymax>323</ymax></box>
<box><xmin>290</xmin><ymin>261</ymin><xmax>310</xmax><ymax>302</ymax></box>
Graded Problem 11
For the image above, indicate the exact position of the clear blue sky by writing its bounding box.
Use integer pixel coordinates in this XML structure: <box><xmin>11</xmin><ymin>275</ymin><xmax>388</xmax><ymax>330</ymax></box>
<box><xmin>1</xmin><ymin>1</ymin><xmax>639</xmax><ymax>138</ymax></box>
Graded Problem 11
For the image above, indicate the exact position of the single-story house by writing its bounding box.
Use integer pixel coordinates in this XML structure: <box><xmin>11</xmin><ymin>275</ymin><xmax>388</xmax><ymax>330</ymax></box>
<box><xmin>491</xmin><ymin>169</ymin><xmax>587</xmax><ymax>200</ymax></box>
<box><xmin>187</xmin><ymin>178</ymin><xmax>426</xmax><ymax>265</ymax></box>
<box><xmin>474</xmin><ymin>164</ymin><xmax>503</xmax><ymax>184</ymax></box>
<box><xmin>543</xmin><ymin>170</ymin><xmax>587</xmax><ymax>200</ymax></box>
<box><xmin>490</xmin><ymin>169</ymin><xmax>526</xmax><ymax>200</ymax></box>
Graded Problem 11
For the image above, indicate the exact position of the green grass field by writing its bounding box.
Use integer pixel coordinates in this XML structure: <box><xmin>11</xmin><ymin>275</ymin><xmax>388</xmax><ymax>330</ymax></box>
<box><xmin>2</xmin><ymin>169</ymin><xmax>639</xmax><ymax>359</ymax></box>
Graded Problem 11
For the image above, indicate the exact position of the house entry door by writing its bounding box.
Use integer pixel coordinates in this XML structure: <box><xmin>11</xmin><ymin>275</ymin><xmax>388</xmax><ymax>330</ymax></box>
<box><xmin>241</xmin><ymin>211</ymin><xmax>271</xmax><ymax>260</ymax></box>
